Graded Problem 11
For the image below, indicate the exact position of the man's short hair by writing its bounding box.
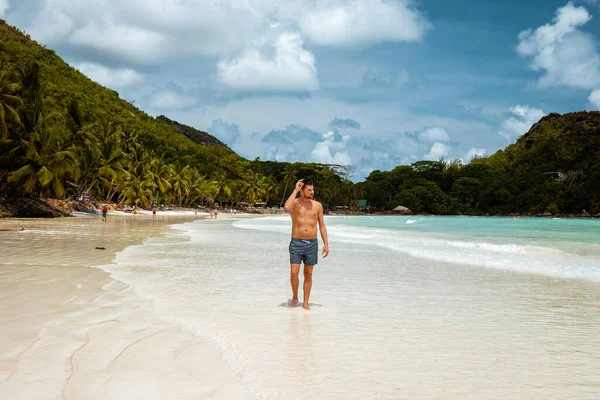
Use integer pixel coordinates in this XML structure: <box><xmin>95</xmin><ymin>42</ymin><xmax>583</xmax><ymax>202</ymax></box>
<box><xmin>301</xmin><ymin>178</ymin><xmax>313</xmax><ymax>187</ymax></box>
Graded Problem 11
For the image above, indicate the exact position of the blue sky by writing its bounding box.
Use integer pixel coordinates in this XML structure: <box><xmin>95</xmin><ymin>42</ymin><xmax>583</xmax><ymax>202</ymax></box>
<box><xmin>3</xmin><ymin>0</ymin><xmax>600</xmax><ymax>180</ymax></box>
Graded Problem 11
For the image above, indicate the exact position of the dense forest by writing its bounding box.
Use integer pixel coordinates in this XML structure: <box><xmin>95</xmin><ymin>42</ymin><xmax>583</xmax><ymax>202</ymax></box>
<box><xmin>1</xmin><ymin>19</ymin><xmax>599</xmax><ymax>216</ymax></box>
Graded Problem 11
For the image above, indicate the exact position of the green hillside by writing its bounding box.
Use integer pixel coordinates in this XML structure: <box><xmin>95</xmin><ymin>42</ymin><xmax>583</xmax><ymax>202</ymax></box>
<box><xmin>498</xmin><ymin>111</ymin><xmax>600</xmax><ymax>213</ymax></box>
<box><xmin>361</xmin><ymin>111</ymin><xmax>600</xmax><ymax>215</ymax></box>
<box><xmin>0</xmin><ymin>19</ymin><xmax>358</xmax><ymax>212</ymax></box>
<box><xmin>0</xmin><ymin>19</ymin><xmax>233</xmax><ymax>163</ymax></box>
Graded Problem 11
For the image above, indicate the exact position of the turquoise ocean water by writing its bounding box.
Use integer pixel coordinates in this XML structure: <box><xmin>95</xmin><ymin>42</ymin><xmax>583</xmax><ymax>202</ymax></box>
<box><xmin>235</xmin><ymin>215</ymin><xmax>600</xmax><ymax>281</ymax></box>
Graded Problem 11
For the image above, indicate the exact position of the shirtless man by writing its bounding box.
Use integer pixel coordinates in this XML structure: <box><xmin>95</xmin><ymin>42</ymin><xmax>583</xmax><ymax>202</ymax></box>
<box><xmin>284</xmin><ymin>178</ymin><xmax>329</xmax><ymax>310</ymax></box>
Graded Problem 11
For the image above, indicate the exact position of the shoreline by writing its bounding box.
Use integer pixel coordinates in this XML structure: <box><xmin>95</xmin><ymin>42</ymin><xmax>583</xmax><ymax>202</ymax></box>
<box><xmin>0</xmin><ymin>213</ymin><xmax>256</xmax><ymax>399</ymax></box>
<box><xmin>2</xmin><ymin>196</ymin><xmax>599</xmax><ymax>220</ymax></box>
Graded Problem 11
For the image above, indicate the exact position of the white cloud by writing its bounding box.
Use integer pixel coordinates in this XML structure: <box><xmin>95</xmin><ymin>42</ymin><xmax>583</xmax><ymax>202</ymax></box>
<box><xmin>76</xmin><ymin>62</ymin><xmax>144</xmax><ymax>89</ymax></box>
<box><xmin>207</xmin><ymin>119</ymin><xmax>242</xmax><ymax>145</ymax></box>
<box><xmin>424</xmin><ymin>142</ymin><xmax>449</xmax><ymax>160</ymax></box>
<box><xmin>417</xmin><ymin>127</ymin><xmax>450</xmax><ymax>142</ymax></box>
<box><xmin>25</xmin><ymin>0</ymin><xmax>431</xmax><ymax>60</ymax></box>
<box><xmin>22</xmin><ymin>0</ymin><xmax>430</xmax><ymax>93</ymax></box>
<box><xmin>0</xmin><ymin>0</ymin><xmax>9</xmax><ymax>18</ymax></box>
<box><xmin>517</xmin><ymin>2</ymin><xmax>600</xmax><ymax>101</ymax></box>
<box><xmin>498</xmin><ymin>105</ymin><xmax>545</xmax><ymax>141</ymax></box>
<box><xmin>264</xmin><ymin>145</ymin><xmax>294</xmax><ymax>162</ymax></box>
<box><xmin>589</xmin><ymin>89</ymin><xmax>600</xmax><ymax>108</ymax></box>
<box><xmin>146</xmin><ymin>89</ymin><xmax>196</xmax><ymax>110</ymax></box>
<box><xmin>311</xmin><ymin>131</ymin><xmax>352</xmax><ymax>165</ymax></box>
<box><xmin>166</xmin><ymin>96</ymin><xmax>493</xmax><ymax>181</ymax></box>
<box><xmin>26</xmin><ymin>0</ymin><xmax>261</xmax><ymax>63</ymax></box>
<box><xmin>464</xmin><ymin>147</ymin><xmax>487</xmax><ymax>161</ymax></box>
<box><xmin>299</xmin><ymin>0</ymin><xmax>431</xmax><ymax>47</ymax></box>
<box><xmin>69</xmin><ymin>23</ymin><xmax>168</xmax><ymax>64</ymax></box>
<box><xmin>218</xmin><ymin>32</ymin><xmax>318</xmax><ymax>92</ymax></box>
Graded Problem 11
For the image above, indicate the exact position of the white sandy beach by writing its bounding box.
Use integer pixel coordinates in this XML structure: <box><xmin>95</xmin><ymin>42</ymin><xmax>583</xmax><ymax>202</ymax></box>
<box><xmin>2</xmin><ymin>212</ymin><xmax>600</xmax><ymax>400</ymax></box>
<box><xmin>0</xmin><ymin>212</ymin><xmax>256</xmax><ymax>400</ymax></box>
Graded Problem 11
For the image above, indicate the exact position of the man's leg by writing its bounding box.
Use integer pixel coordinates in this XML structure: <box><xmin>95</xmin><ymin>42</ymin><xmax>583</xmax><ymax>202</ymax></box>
<box><xmin>303</xmin><ymin>265</ymin><xmax>314</xmax><ymax>310</ymax></box>
<box><xmin>290</xmin><ymin>263</ymin><xmax>301</xmax><ymax>306</ymax></box>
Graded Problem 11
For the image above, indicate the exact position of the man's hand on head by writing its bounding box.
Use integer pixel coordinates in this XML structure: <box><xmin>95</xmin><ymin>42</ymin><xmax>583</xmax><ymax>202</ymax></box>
<box><xmin>295</xmin><ymin>180</ymin><xmax>304</xmax><ymax>191</ymax></box>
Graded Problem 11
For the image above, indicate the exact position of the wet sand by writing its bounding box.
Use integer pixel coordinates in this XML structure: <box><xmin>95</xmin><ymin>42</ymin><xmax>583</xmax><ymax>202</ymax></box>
<box><xmin>0</xmin><ymin>212</ymin><xmax>255</xmax><ymax>400</ymax></box>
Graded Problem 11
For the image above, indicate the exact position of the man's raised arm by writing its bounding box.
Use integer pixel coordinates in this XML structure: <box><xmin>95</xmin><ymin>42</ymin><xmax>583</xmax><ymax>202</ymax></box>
<box><xmin>284</xmin><ymin>180</ymin><xmax>304</xmax><ymax>211</ymax></box>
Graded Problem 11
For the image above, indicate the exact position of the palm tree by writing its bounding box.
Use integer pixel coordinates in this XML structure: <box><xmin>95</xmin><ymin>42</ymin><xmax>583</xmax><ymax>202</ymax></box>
<box><xmin>244</xmin><ymin>173</ymin><xmax>265</xmax><ymax>205</ymax></box>
<box><xmin>7</xmin><ymin>119</ymin><xmax>77</xmax><ymax>197</ymax></box>
<box><xmin>169</xmin><ymin>164</ymin><xmax>191</xmax><ymax>205</ymax></box>
<box><xmin>279</xmin><ymin>163</ymin><xmax>297</xmax><ymax>208</ymax></box>
<box><xmin>148</xmin><ymin>158</ymin><xmax>173</xmax><ymax>204</ymax></box>
<box><xmin>75</xmin><ymin>121</ymin><xmax>127</xmax><ymax>200</ymax></box>
<box><xmin>213</xmin><ymin>174</ymin><xmax>232</xmax><ymax>207</ymax></box>
<box><xmin>188</xmin><ymin>170</ymin><xmax>217</xmax><ymax>206</ymax></box>
<box><xmin>0</xmin><ymin>69</ymin><xmax>23</xmax><ymax>139</ymax></box>
<box><xmin>262</xmin><ymin>176</ymin><xmax>279</xmax><ymax>207</ymax></box>
<box><xmin>120</xmin><ymin>137</ymin><xmax>155</xmax><ymax>206</ymax></box>
<box><xmin>119</xmin><ymin>173</ymin><xmax>154</xmax><ymax>207</ymax></box>
<box><xmin>16</xmin><ymin>62</ymin><xmax>43</xmax><ymax>136</ymax></box>
<box><xmin>96</xmin><ymin>122</ymin><xmax>127</xmax><ymax>199</ymax></box>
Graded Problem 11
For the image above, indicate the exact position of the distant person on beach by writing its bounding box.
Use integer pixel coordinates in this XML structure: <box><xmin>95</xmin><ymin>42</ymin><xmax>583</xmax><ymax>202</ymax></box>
<box><xmin>101</xmin><ymin>205</ymin><xmax>108</xmax><ymax>222</ymax></box>
<box><xmin>152</xmin><ymin>206</ymin><xmax>157</xmax><ymax>218</ymax></box>
<box><xmin>284</xmin><ymin>178</ymin><xmax>329</xmax><ymax>310</ymax></box>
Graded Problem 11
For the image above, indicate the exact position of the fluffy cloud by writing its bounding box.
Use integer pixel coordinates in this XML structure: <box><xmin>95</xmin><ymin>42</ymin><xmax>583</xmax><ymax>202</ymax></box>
<box><xmin>262</xmin><ymin>125</ymin><xmax>322</xmax><ymax>145</ymax></box>
<box><xmin>69</xmin><ymin>23</ymin><xmax>168</xmax><ymax>65</ymax></box>
<box><xmin>464</xmin><ymin>147</ymin><xmax>487</xmax><ymax>161</ymax></box>
<box><xmin>264</xmin><ymin>145</ymin><xmax>295</xmax><ymax>162</ymax></box>
<box><xmin>589</xmin><ymin>89</ymin><xmax>600</xmax><ymax>108</ymax></box>
<box><xmin>76</xmin><ymin>62</ymin><xmax>144</xmax><ymax>89</ymax></box>
<box><xmin>26</xmin><ymin>0</ymin><xmax>260</xmax><ymax>63</ymax></box>
<box><xmin>20</xmin><ymin>0</ymin><xmax>430</xmax><ymax>93</ymax></box>
<box><xmin>144</xmin><ymin>83</ymin><xmax>197</xmax><ymax>110</ymax></box>
<box><xmin>424</xmin><ymin>142</ymin><xmax>449</xmax><ymax>160</ymax></box>
<box><xmin>147</xmin><ymin>91</ymin><xmax>195</xmax><ymax>110</ymax></box>
<box><xmin>498</xmin><ymin>105</ymin><xmax>545</xmax><ymax>141</ymax></box>
<box><xmin>311</xmin><ymin>131</ymin><xmax>352</xmax><ymax>165</ymax></box>
<box><xmin>25</xmin><ymin>0</ymin><xmax>431</xmax><ymax>59</ymax></box>
<box><xmin>517</xmin><ymin>2</ymin><xmax>600</xmax><ymax>100</ymax></box>
<box><xmin>217</xmin><ymin>32</ymin><xmax>318</xmax><ymax>92</ymax></box>
<box><xmin>360</xmin><ymin>126</ymin><xmax>455</xmax><ymax>166</ymax></box>
<box><xmin>417</xmin><ymin>127</ymin><xmax>450</xmax><ymax>143</ymax></box>
<box><xmin>258</xmin><ymin>125</ymin><xmax>354</xmax><ymax>165</ymax></box>
<box><xmin>207</xmin><ymin>119</ymin><xmax>242</xmax><ymax>146</ymax></box>
<box><xmin>0</xmin><ymin>0</ymin><xmax>9</xmax><ymax>18</ymax></box>
<box><xmin>299</xmin><ymin>0</ymin><xmax>431</xmax><ymax>47</ymax></box>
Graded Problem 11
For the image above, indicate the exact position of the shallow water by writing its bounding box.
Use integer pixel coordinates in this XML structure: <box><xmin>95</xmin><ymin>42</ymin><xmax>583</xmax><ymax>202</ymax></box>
<box><xmin>100</xmin><ymin>216</ymin><xmax>600</xmax><ymax>399</ymax></box>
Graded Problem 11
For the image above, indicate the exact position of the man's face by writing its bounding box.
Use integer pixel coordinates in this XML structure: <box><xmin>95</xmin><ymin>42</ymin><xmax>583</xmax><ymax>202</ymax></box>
<box><xmin>301</xmin><ymin>184</ymin><xmax>315</xmax><ymax>199</ymax></box>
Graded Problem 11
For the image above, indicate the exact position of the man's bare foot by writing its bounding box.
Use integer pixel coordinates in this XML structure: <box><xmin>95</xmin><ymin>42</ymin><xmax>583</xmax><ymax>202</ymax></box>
<box><xmin>290</xmin><ymin>298</ymin><xmax>299</xmax><ymax>307</ymax></box>
<box><xmin>303</xmin><ymin>304</ymin><xmax>310</xmax><ymax>310</ymax></box>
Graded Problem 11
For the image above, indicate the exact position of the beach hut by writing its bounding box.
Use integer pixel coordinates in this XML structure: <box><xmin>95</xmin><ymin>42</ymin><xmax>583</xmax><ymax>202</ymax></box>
<box><xmin>392</xmin><ymin>205</ymin><xmax>412</xmax><ymax>215</ymax></box>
